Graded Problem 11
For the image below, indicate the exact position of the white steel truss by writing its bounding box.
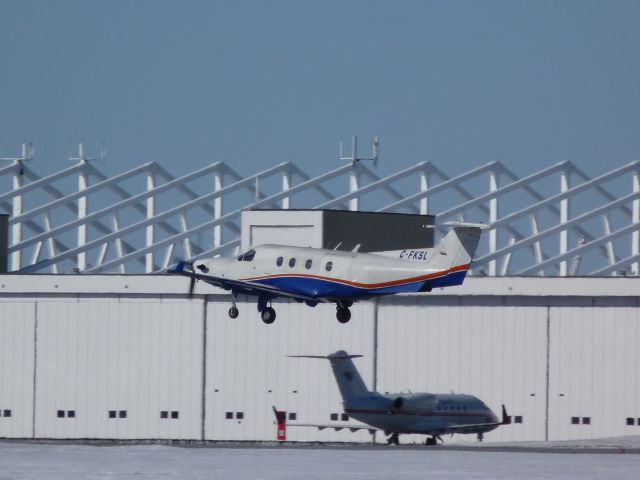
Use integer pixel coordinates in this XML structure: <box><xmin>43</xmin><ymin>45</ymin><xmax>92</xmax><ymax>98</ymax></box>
<box><xmin>1</xmin><ymin>144</ymin><xmax>638</xmax><ymax>276</ymax></box>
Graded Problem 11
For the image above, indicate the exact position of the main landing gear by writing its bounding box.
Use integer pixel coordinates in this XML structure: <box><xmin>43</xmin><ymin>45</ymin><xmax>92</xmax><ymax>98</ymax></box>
<box><xmin>386</xmin><ymin>432</ymin><xmax>400</xmax><ymax>445</ymax></box>
<box><xmin>258</xmin><ymin>297</ymin><xmax>276</xmax><ymax>324</ymax></box>
<box><xmin>336</xmin><ymin>301</ymin><xmax>353</xmax><ymax>323</ymax></box>
<box><xmin>425</xmin><ymin>436</ymin><xmax>440</xmax><ymax>446</ymax></box>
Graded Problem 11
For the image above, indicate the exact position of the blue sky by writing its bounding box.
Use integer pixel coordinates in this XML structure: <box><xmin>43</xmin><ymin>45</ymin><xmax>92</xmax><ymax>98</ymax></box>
<box><xmin>1</xmin><ymin>0</ymin><xmax>639</xmax><ymax>178</ymax></box>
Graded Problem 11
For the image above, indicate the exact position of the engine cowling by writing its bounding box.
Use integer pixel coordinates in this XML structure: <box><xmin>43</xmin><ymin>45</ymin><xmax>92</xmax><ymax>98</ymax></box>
<box><xmin>391</xmin><ymin>394</ymin><xmax>437</xmax><ymax>413</ymax></box>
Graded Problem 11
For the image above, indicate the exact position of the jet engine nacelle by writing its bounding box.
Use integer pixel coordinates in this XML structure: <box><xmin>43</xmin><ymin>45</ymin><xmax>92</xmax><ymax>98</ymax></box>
<box><xmin>391</xmin><ymin>394</ymin><xmax>438</xmax><ymax>413</ymax></box>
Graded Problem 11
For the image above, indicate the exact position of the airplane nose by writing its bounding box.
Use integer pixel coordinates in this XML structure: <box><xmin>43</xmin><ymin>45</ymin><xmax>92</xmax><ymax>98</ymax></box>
<box><xmin>489</xmin><ymin>409</ymin><xmax>499</xmax><ymax>423</ymax></box>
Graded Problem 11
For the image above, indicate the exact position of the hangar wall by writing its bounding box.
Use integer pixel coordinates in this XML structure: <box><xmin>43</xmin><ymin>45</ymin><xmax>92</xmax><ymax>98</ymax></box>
<box><xmin>0</xmin><ymin>275</ymin><xmax>638</xmax><ymax>443</ymax></box>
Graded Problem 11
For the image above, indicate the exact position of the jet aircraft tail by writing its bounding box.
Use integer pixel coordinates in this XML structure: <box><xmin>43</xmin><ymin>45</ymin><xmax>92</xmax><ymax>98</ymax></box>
<box><xmin>289</xmin><ymin>351</ymin><xmax>370</xmax><ymax>402</ymax></box>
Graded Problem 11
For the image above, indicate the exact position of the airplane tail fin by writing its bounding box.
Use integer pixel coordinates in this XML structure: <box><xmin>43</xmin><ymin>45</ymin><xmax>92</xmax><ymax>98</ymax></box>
<box><xmin>289</xmin><ymin>351</ymin><xmax>370</xmax><ymax>402</ymax></box>
<box><xmin>426</xmin><ymin>222</ymin><xmax>486</xmax><ymax>285</ymax></box>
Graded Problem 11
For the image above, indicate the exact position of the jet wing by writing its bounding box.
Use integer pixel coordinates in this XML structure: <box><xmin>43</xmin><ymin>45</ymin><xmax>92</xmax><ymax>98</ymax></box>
<box><xmin>168</xmin><ymin>261</ymin><xmax>325</xmax><ymax>304</ymax></box>
<box><xmin>287</xmin><ymin>422</ymin><xmax>377</xmax><ymax>435</ymax></box>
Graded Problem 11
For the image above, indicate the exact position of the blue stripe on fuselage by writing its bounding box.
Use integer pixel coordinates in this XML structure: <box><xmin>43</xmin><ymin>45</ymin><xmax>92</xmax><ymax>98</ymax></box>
<box><xmin>251</xmin><ymin>269</ymin><xmax>468</xmax><ymax>299</ymax></box>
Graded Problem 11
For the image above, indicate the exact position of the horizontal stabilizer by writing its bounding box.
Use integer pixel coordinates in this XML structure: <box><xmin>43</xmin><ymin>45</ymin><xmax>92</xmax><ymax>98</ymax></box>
<box><xmin>443</xmin><ymin>221</ymin><xmax>489</xmax><ymax>229</ymax></box>
<box><xmin>288</xmin><ymin>354</ymin><xmax>363</xmax><ymax>360</ymax></box>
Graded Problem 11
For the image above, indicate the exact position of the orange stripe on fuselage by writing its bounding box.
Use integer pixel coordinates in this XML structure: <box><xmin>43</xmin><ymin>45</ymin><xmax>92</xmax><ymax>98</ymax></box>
<box><xmin>240</xmin><ymin>263</ymin><xmax>470</xmax><ymax>290</ymax></box>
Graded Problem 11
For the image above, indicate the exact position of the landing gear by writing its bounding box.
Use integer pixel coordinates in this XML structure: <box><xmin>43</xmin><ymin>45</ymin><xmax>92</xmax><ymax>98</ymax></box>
<box><xmin>477</xmin><ymin>432</ymin><xmax>484</xmax><ymax>442</ymax></box>
<box><xmin>386</xmin><ymin>432</ymin><xmax>400</xmax><ymax>445</ymax></box>
<box><xmin>257</xmin><ymin>297</ymin><xmax>276</xmax><ymax>324</ymax></box>
<box><xmin>228</xmin><ymin>294</ymin><xmax>239</xmax><ymax>319</ymax></box>
<box><xmin>260</xmin><ymin>307</ymin><xmax>276</xmax><ymax>324</ymax></box>
<box><xmin>336</xmin><ymin>307</ymin><xmax>351</xmax><ymax>323</ymax></box>
<box><xmin>425</xmin><ymin>436</ymin><xmax>439</xmax><ymax>446</ymax></box>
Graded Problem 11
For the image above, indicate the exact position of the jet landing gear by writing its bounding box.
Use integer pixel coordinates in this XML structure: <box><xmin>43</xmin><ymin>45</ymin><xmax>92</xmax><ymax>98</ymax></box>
<box><xmin>425</xmin><ymin>436</ymin><xmax>440</xmax><ymax>446</ymax></box>
<box><xmin>386</xmin><ymin>432</ymin><xmax>400</xmax><ymax>445</ymax></box>
<box><xmin>336</xmin><ymin>301</ymin><xmax>353</xmax><ymax>323</ymax></box>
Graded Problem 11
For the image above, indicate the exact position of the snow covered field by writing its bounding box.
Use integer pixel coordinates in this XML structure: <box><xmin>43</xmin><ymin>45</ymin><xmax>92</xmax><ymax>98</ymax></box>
<box><xmin>1</xmin><ymin>442</ymin><xmax>639</xmax><ymax>480</ymax></box>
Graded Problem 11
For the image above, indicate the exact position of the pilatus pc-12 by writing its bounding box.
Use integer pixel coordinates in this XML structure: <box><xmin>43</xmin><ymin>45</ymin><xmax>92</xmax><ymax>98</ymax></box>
<box><xmin>286</xmin><ymin>351</ymin><xmax>510</xmax><ymax>445</ymax></box>
<box><xmin>169</xmin><ymin>222</ymin><xmax>486</xmax><ymax>324</ymax></box>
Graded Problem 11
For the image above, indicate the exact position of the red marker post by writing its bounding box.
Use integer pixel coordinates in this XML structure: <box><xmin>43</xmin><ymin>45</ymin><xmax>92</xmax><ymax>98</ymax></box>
<box><xmin>272</xmin><ymin>406</ymin><xmax>287</xmax><ymax>441</ymax></box>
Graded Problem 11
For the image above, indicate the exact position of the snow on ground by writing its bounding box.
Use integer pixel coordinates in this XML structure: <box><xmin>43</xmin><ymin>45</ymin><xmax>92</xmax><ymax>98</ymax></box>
<box><xmin>1</xmin><ymin>442</ymin><xmax>639</xmax><ymax>480</ymax></box>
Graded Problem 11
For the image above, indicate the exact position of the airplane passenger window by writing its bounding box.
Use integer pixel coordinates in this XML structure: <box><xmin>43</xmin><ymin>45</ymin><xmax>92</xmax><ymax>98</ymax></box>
<box><xmin>325</xmin><ymin>261</ymin><xmax>333</xmax><ymax>272</ymax></box>
<box><xmin>305</xmin><ymin>259</ymin><xmax>312</xmax><ymax>269</ymax></box>
<box><xmin>276</xmin><ymin>256</ymin><xmax>283</xmax><ymax>267</ymax></box>
<box><xmin>289</xmin><ymin>258</ymin><xmax>296</xmax><ymax>268</ymax></box>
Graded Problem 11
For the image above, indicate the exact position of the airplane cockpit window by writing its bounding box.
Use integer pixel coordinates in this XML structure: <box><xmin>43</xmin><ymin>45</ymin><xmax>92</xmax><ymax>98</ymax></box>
<box><xmin>276</xmin><ymin>256</ymin><xmax>283</xmax><ymax>267</ymax></box>
<box><xmin>305</xmin><ymin>259</ymin><xmax>312</xmax><ymax>269</ymax></box>
<box><xmin>237</xmin><ymin>250</ymin><xmax>256</xmax><ymax>262</ymax></box>
<box><xmin>325</xmin><ymin>261</ymin><xmax>333</xmax><ymax>272</ymax></box>
<box><xmin>289</xmin><ymin>258</ymin><xmax>296</xmax><ymax>268</ymax></box>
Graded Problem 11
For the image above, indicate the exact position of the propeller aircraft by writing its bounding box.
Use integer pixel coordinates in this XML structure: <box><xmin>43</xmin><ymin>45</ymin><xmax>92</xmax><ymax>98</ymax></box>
<box><xmin>168</xmin><ymin>221</ymin><xmax>486</xmax><ymax>324</ymax></box>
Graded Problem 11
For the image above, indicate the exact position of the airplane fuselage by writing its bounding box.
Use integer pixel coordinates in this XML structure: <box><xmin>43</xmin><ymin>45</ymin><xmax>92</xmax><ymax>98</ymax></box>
<box><xmin>344</xmin><ymin>393</ymin><xmax>499</xmax><ymax>436</ymax></box>
<box><xmin>194</xmin><ymin>244</ymin><xmax>469</xmax><ymax>301</ymax></box>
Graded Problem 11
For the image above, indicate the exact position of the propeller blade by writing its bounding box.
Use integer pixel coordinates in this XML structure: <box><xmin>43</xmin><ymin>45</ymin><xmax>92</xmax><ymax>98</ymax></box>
<box><xmin>188</xmin><ymin>277</ymin><xmax>196</xmax><ymax>298</ymax></box>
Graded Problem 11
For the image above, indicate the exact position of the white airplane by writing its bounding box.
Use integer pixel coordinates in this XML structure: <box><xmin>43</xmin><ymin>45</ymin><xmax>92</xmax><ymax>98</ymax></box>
<box><xmin>168</xmin><ymin>221</ymin><xmax>486</xmax><ymax>324</ymax></box>
<box><xmin>286</xmin><ymin>351</ymin><xmax>510</xmax><ymax>445</ymax></box>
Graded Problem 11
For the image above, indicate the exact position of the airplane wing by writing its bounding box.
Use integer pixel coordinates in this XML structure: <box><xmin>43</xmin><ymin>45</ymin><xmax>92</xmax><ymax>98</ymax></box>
<box><xmin>287</xmin><ymin>422</ymin><xmax>377</xmax><ymax>435</ymax></box>
<box><xmin>168</xmin><ymin>261</ymin><xmax>326</xmax><ymax>304</ymax></box>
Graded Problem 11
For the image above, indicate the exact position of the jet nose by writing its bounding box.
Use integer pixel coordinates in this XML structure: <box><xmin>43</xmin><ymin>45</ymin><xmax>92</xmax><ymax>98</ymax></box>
<box><xmin>489</xmin><ymin>409</ymin><xmax>499</xmax><ymax>423</ymax></box>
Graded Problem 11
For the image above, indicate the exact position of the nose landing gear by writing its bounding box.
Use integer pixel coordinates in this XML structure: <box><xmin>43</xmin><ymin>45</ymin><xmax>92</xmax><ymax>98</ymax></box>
<box><xmin>228</xmin><ymin>294</ymin><xmax>239</xmax><ymax>319</ymax></box>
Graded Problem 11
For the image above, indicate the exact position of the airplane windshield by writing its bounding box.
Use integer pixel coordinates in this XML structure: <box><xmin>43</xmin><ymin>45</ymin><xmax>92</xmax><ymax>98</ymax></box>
<box><xmin>237</xmin><ymin>250</ymin><xmax>256</xmax><ymax>262</ymax></box>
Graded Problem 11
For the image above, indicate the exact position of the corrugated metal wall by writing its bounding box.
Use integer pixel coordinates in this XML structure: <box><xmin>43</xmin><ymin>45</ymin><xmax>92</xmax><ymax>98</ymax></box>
<box><xmin>0</xmin><ymin>293</ymin><xmax>639</xmax><ymax>442</ymax></box>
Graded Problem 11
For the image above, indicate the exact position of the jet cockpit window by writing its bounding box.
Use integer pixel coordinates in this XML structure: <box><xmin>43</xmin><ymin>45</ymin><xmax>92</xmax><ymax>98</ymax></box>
<box><xmin>325</xmin><ymin>261</ymin><xmax>333</xmax><ymax>272</ymax></box>
<box><xmin>237</xmin><ymin>250</ymin><xmax>256</xmax><ymax>262</ymax></box>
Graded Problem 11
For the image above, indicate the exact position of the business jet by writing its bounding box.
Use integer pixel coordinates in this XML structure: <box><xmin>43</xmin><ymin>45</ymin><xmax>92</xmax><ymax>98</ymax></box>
<box><xmin>286</xmin><ymin>351</ymin><xmax>509</xmax><ymax>445</ymax></box>
<box><xmin>168</xmin><ymin>221</ymin><xmax>486</xmax><ymax>324</ymax></box>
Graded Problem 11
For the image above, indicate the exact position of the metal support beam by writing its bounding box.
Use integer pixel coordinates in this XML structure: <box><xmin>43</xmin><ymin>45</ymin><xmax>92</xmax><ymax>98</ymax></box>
<box><xmin>632</xmin><ymin>170</ymin><xmax>639</xmax><ymax>275</ymax></box>
<box><xmin>281</xmin><ymin>165</ymin><xmax>290</xmax><ymax>210</ymax></box>
<box><xmin>559</xmin><ymin>170</ymin><xmax>569</xmax><ymax>276</ymax></box>
<box><xmin>420</xmin><ymin>168</ymin><xmax>429</xmax><ymax>215</ymax></box>
<box><xmin>488</xmin><ymin>170</ymin><xmax>499</xmax><ymax>276</ymax></box>
<box><xmin>146</xmin><ymin>169</ymin><xmax>155</xmax><ymax>273</ymax></box>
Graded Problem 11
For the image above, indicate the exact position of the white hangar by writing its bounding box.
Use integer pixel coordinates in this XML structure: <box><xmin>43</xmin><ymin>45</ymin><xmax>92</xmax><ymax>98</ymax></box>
<box><xmin>0</xmin><ymin>273</ymin><xmax>638</xmax><ymax>444</ymax></box>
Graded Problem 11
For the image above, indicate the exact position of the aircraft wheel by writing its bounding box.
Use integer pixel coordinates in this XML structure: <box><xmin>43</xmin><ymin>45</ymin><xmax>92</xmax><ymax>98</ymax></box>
<box><xmin>261</xmin><ymin>307</ymin><xmax>276</xmax><ymax>324</ymax></box>
<box><xmin>336</xmin><ymin>307</ymin><xmax>351</xmax><ymax>323</ymax></box>
<box><xmin>425</xmin><ymin>437</ymin><xmax>436</xmax><ymax>446</ymax></box>
<box><xmin>228</xmin><ymin>306</ymin><xmax>239</xmax><ymax>319</ymax></box>
<box><xmin>387</xmin><ymin>433</ymin><xmax>399</xmax><ymax>445</ymax></box>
